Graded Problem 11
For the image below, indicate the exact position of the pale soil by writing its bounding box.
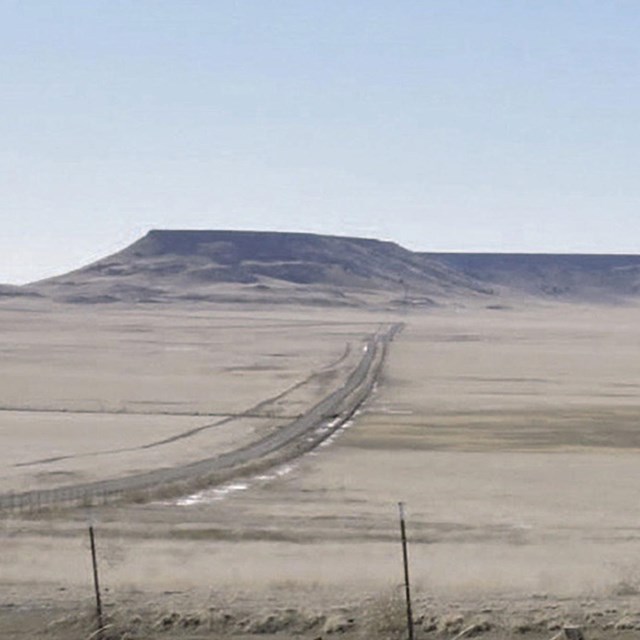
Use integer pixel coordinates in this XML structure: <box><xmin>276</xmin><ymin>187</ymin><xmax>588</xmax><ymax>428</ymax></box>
<box><xmin>2</xmin><ymin>299</ymin><xmax>640</xmax><ymax>638</ymax></box>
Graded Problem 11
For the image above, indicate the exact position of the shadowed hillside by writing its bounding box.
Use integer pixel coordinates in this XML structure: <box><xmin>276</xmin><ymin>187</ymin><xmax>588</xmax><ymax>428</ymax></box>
<box><xmin>7</xmin><ymin>230</ymin><xmax>640</xmax><ymax>306</ymax></box>
<box><xmin>426</xmin><ymin>253</ymin><xmax>640</xmax><ymax>302</ymax></box>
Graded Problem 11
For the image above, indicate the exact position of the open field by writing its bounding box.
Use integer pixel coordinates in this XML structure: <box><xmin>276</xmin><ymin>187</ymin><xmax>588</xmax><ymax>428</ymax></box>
<box><xmin>0</xmin><ymin>300</ymin><xmax>383</xmax><ymax>498</ymax></box>
<box><xmin>3</xmin><ymin>299</ymin><xmax>640</xmax><ymax>638</ymax></box>
<box><xmin>0</xmin><ymin>300</ymin><xmax>372</xmax><ymax>415</ymax></box>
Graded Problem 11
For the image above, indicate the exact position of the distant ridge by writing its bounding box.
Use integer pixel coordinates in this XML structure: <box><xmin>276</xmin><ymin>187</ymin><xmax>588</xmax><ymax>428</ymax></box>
<box><xmin>424</xmin><ymin>252</ymin><xmax>640</xmax><ymax>301</ymax></box>
<box><xmin>12</xmin><ymin>230</ymin><xmax>640</xmax><ymax>306</ymax></box>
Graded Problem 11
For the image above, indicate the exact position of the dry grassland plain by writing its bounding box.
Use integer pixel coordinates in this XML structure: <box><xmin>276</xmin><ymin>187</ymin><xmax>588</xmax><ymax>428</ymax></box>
<box><xmin>2</xmin><ymin>298</ymin><xmax>640</xmax><ymax>639</ymax></box>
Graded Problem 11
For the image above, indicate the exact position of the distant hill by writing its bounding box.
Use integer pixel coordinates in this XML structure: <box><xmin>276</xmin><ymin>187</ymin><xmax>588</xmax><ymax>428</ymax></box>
<box><xmin>425</xmin><ymin>253</ymin><xmax>640</xmax><ymax>303</ymax></box>
<box><xmin>25</xmin><ymin>230</ymin><xmax>491</xmax><ymax>306</ymax></box>
<box><xmin>11</xmin><ymin>230</ymin><xmax>640</xmax><ymax>306</ymax></box>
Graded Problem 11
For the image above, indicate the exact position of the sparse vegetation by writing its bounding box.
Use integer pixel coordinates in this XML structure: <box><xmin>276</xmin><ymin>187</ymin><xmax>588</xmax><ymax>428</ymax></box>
<box><xmin>361</xmin><ymin>589</ymin><xmax>408</xmax><ymax>640</ymax></box>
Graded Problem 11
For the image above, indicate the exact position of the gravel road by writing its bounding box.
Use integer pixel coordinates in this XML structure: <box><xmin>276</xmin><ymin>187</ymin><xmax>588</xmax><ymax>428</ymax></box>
<box><xmin>0</xmin><ymin>323</ymin><xmax>402</xmax><ymax>512</ymax></box>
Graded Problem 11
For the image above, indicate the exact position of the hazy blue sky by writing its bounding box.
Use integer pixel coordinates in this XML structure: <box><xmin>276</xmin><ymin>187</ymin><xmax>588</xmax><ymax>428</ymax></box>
<box><xmin>2</xmin><ymin>1</ymin><xmax>640</xmax><ymax>283</ymax></box>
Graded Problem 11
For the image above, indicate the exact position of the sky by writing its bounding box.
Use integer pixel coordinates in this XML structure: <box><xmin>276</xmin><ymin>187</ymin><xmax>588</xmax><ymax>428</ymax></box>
<box><xmin>2</xmin><ymin>1</ymin><xmax>640</xmax><ymax>283</ymax></box>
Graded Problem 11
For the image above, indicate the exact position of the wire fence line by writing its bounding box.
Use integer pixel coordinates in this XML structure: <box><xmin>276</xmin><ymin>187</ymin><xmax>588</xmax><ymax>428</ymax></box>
<box><xmin>0</xmin><ymin>323</ymin><xmax>403</xmax><ymax>515</ymax></box>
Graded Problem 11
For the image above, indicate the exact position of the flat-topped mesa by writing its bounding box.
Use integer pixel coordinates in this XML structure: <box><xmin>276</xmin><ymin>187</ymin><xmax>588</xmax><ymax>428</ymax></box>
<box><xmin>19</xmin><ymin>229</ymin><xmax>640</xmax><ymax>306</ymax></box>
<box><xmin>125</xmin><ymin>229</ymin><xmax>399</xmax><ymax>260</ymax></box>
<box><xmin>29</xmin><ymin>229</ymin><xmax>484</xmax><ymax>305</ymax></box>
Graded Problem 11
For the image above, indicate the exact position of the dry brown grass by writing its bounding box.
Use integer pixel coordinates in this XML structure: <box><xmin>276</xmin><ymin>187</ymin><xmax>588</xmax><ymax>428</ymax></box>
<box><xmin>361</xmin><ymin>589</ymin><xmax>408</xmax><ymax>640</ymax></box>
<box><xmin>5</xmin><ymin>300</ymin><xmax>640</xmax><ymax>640</ymax></box>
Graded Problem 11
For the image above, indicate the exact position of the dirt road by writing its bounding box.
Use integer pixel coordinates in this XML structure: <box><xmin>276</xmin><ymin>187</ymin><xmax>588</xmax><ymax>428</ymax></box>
<box><xmin>0</xmin><ymin>322</ymin><xmax>402</xmax><ymax>512</ymax></box>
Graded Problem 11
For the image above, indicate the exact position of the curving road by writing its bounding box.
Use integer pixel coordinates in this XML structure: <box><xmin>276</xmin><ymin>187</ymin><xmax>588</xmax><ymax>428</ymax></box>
<box><xmin>0</xmin><ymin>322</ymin><xmax>403</xmax><ymax>512</ymax></box>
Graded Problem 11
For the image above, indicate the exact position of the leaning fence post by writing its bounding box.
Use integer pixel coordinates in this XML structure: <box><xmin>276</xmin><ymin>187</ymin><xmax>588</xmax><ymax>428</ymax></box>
<box><xmin>88</xmin><ymin>525</ymin><xmax>104</xmax><ymax>637</ymax></box>
<box><xmin>398</xmin><ymin>502</ymin><xmax>414</xmax><ymax>640</ymax></box>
